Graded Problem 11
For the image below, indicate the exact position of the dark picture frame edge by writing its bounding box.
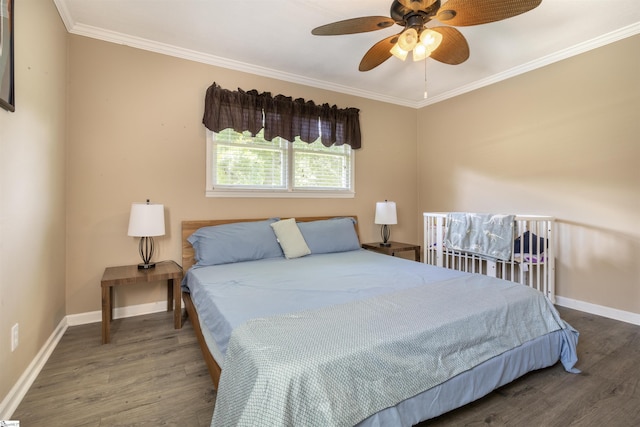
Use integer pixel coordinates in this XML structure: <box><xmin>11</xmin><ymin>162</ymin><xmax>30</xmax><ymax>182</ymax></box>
<box><xmin>0</xmin><ymin>0</ymin><xmax>15</xmax><ymax>112</ymax></box>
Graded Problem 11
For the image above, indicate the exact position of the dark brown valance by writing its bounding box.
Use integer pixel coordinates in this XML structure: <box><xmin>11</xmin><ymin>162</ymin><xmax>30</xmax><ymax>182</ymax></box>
<box><xmin>202</xmin><ymin>82</ymin><xmax>361</xmax><ymax>149</ymax></box>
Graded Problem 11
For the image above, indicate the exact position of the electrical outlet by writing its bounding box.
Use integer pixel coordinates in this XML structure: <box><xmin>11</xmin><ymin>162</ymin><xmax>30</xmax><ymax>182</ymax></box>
<box><xmin>11</xmin><ymin>323</ymin><xmax>19</xmax><ymax>352</ymax></box>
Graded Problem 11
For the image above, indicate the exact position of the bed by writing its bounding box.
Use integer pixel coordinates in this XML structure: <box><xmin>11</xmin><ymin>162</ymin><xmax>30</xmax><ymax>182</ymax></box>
<box><xmin>181</xmin><ymin>216</ymin><xmax>579</xmax><ymax>427</ymax></box>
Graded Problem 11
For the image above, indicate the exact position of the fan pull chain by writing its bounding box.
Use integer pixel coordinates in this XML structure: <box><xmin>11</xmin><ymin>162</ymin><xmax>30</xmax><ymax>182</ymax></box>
<box><xmin>423</xmin><ymin>59</ymin><xmax>428</xmax><ymax>99</ymax></box>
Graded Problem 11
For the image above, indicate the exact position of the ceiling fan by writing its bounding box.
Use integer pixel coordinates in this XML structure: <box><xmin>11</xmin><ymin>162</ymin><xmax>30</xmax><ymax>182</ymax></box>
<box><xmin>311</xmin><ymin>0</ymin><xmax>542</xmax><ymax>71</ymax></box>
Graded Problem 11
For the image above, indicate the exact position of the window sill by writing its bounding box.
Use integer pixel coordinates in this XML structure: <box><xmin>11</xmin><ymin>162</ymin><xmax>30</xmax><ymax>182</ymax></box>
<box><xmin>205</xmin><ymin>190</ymin><xmax>355</xmax><ymax>199</ymax></box>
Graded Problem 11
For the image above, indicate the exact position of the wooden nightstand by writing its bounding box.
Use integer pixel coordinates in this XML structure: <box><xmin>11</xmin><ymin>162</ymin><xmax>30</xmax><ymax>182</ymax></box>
<box><xmin>101</xmin><ymin>260</ymin><xmax>183</xmax><ymax>344</ymax></box>
<box><xmin>362</xmin><ymin>241</ymin><xmax>421</xmax><ymax>262</ymax></box>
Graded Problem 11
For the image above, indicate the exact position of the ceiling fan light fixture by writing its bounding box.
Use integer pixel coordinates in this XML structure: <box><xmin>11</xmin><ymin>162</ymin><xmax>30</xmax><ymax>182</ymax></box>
<box><xmin>397</xmin><ymin>28</ymin><xmax>418</xmax><ymax>51</ymax></box>
<box><xmin>419</xmin><ymin>29</ymin><xmax>443</xmax><ymax>53</ymax></box>
<box><xmin>390</xmin><ymin>43</ymin><xmax>409</xmax><ymax>61</ymax></box>
<box><xmin>314</xmin><ymin>0</ymin><xmax>543</xmax><ymax>72</ymax></box>
<box><xmin>412</xmin><ymin>43</ymin><xmax>428</xmax><ymax>61</ymax></box>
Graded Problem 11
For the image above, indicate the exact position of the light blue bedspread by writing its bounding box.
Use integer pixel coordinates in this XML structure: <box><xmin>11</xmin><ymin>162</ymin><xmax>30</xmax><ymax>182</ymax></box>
<box><xmin>183</xmin><ymin>250</ymin><xmax>468</xmax><ymax>358</ymax></box>
<box><xmin>182</xmin><ymin>250</ymin><xmax>578</xmax><ymax>427</ymax></box>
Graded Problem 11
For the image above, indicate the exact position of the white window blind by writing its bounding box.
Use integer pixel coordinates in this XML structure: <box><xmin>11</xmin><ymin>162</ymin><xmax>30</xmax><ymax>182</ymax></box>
<box><xmin>206</xmin><ymin>129</ymin><xmax>354</xmax><ymax>198</ymax></box>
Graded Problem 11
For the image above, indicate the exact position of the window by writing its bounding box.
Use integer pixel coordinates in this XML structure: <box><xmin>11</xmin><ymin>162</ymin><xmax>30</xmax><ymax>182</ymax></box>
<box><xmin>206</xmin><ymin>129</ymin><xmax>354</xmax><ymax>198</ymax></box>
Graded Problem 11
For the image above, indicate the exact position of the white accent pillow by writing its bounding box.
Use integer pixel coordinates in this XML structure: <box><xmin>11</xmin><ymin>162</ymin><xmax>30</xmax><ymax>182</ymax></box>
<box><xmin>270</xmin><ymin>218</ymin><xmax>311</xmax><ymax>259</ymax></box>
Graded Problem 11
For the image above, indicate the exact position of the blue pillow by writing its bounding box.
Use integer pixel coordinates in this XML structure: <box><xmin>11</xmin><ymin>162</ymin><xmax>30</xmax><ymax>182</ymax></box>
<box><xmin>187</xmin><ymin>219</ymin><xmax>283</xmax><ymax>266</ymax></box>
<box><xmin>297</xmin><ymin>217</ymin><xmax>360</xmax><ymax>254</ymax></box>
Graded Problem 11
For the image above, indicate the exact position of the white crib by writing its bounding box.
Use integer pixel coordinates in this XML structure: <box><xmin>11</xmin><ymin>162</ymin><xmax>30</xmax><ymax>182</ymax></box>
<box><xmin>423</xmin><ymin>213</ymin><xmax>556</xmax><ymax>302</ymax></box>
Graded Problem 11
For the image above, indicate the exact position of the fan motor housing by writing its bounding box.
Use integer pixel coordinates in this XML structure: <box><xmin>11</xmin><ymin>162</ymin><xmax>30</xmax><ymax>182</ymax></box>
<box><xmin>390</xmin><ymin>0</ymin><xmax>440</xmax><ymax>25</ymax></box>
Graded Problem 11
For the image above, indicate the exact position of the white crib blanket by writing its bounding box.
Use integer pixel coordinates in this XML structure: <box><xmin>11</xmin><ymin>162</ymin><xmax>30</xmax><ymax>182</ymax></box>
<box><xmin>444</xmin><ymin>212</ymin><xmax>515</xmax><ymax>261</ymax></box>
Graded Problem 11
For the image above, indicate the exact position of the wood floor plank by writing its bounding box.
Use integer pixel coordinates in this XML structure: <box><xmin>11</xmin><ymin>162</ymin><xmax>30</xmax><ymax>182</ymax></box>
<box><xmin>11</xmin><ymin>307</ymin><xmax>640</xmax><ymax>426</ymax></box>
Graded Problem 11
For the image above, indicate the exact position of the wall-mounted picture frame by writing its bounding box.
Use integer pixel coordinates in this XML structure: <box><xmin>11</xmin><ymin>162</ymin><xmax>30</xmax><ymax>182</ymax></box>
<box><xmin>0</xmin><ymin>0</ymin><xmax>15</xmax><ymax>112</ymax></box>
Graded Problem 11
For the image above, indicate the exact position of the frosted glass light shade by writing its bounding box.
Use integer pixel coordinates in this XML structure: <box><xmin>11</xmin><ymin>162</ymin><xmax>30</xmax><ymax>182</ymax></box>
<box><xmin>397</xmin><ymin>28</ymin><xmax>418</xmax><ymax>51</ymax></box>
<box><xmin>413</xmin><ymin>29</ymin><xmax>443</xmax><ymax>61</ymax></box>
<box><xmin>391</xmin><ymin>28</ymin><xmax>419</xmax><ymax>61</ymax></box>
<box><xmin>413</xmin><ymin>43</ymin><xmax>428</xmax><ymax>61</ymax></box>
<box><xmin>390</xmin><ymin>43</ymin><xmax>409</xmax><ymax>61</ymax></box>
<box><xmin>127</xmin><ymin>202</ymin><xmax>165</xmax><ymax>237</ymax></box>
<box><xmin>419</xmin><ymin>29</ymin><xmax>443</xmax><ymax>53</ymax></box>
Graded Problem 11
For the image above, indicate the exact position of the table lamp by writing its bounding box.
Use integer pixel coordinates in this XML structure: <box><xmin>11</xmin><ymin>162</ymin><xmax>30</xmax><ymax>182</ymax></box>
<box><xmin>375</xmin><ymin>200</ymin><xmax>397</xmax><ymax>247</ymax></box>
<box><xmin>127</xmin><ymin>199</ymin><xmax>165</xmax><ymax>269</ymax></box>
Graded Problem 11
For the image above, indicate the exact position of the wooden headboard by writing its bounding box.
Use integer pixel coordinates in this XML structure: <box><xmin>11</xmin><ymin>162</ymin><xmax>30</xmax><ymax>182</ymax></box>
<box><xmin>181</xmin><ymin>216</ymin><xmax>360</xmax><ymax>271</ymax></box>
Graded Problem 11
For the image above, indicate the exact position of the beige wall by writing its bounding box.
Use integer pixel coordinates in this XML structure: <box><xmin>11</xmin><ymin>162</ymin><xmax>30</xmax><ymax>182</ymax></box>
<box><xmin>0</xmin><ymin>0</ymin><xmax>67</xmax><ymax>407</ymax></box>
<box><xmin>65</xmin><ymin>35</ymin><xmax>418</xmax><ymax>315</ymax></box>
<box><xmin>3</xmin><ymin>0</ymin><xmax>638</xmax><ymax>412</ymax></box>
<box><xmin>417</xmin><ymin>35</ymin><xmax>640</xmax><ymax>314</ymax></box>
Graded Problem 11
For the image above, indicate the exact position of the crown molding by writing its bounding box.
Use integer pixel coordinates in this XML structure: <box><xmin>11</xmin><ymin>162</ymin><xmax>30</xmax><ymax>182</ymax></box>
<box><xmin>418</xmin><ymin>22</ymin><xmax>640</xmax><ymax>108</ymax></box>
<box><xmin>57</xmin><ymin>1</ymin><xmax>640</xmax><ymax>110</ymax></box>
<box><xmin>66</xmin><ymin>22</ymin><xmax>417</xmax><ymax>108</ymax></box>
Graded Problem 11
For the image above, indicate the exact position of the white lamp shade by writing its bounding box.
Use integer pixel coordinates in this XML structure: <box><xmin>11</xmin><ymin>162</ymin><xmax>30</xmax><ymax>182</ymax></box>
<box><xmin>374</xmin><ymin>201</ymin><xmax>397</xmax><ymax>225</ymax></box>
<box><xmin>127</xmin><ymin>202</ymin><xmax>166</xmax><ymax>237</ymax></box>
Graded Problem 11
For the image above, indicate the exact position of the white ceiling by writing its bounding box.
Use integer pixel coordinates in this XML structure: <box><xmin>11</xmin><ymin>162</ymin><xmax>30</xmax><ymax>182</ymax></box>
<box><xmin>53</xmin><ymin>0</ymin><xmax>640</xmax><ymax>108</ymax></box>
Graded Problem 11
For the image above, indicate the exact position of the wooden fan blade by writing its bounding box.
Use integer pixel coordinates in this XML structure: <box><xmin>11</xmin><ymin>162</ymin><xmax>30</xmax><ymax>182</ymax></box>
<box><xmin>436</xmin><ymin>0</ymin><xmax>542</xmax><ymax>26</ymax></box>
<box><xmin>359</xmin><ymin>34</ymin><xmax>400</xmax><ymax>71</ymax></box>
<box><xmin>429</xmin><ymin>27</ymin><xmax>469</xmax><ymax>65</ymax></box>
<box><xmin>312</xmin><ymin>16</ymin><xmax>395</xmax><ymax>35</ymax></box>
<box><xmin>397</xmin><ymin>0</ymin><xmax>439</xmax><ymax>12</ymax></box>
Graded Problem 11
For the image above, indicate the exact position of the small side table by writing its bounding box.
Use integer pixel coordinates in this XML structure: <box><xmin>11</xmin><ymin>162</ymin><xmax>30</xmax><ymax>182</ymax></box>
<box><xmin>101</xmin><ymin>260</ymin><xmax>183</xmax><ymax>344</ymax></box>
<box><xmin>362</xmin><ymin>241</ymin><xmax>421</xmax><ymax>262</ymax></box>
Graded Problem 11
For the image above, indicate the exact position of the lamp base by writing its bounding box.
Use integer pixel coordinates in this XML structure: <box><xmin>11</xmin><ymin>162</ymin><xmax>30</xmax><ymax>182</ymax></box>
<box><xmin>138</xmin><ymin>262</ymin><xmax>156</xmax><ymax>270</ymax></box>
<box><xmin>137</xmin><ymin>236</ymin><xmax>156</xmax><ymax>270</ymax></box>
<box><xmin>380</xmin><ymin>224</ymin><xmax>392</xmax><ymax>247</ymax></box>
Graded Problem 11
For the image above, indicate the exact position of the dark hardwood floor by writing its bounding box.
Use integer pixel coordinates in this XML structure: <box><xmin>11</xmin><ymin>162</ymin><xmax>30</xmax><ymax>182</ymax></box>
<box><xmin>423</xmin><ymin>307</ymin><xmax>640</xmax><ymax>426</ymax></box>
<box><xmin>11</xmin><ymin>307</ymin><xmax>640</xmax><ymax>426</ymax></box>
<box><xmin>12</xmin><ymin>312</ymin><xmax>215</xmax><ymax>426</ymax></box>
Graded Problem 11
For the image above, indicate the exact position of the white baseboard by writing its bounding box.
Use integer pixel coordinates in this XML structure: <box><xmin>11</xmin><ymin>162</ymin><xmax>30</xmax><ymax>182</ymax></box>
<box><xmin>1</xmin><ymin>300</ymin><xmax>170</xmax><ymax>419</ymax></box>
<box><xmin>0</xmin><ymin>317</ymin><xmax>68</xmax><ymax>420</ymax></box>
<box><xmin>555</xmin><ymin>296</ymin><xmax>640</xmax><ymax>326</ymax></box>
<box><xmin>66</xmin><ymin>300</ymin><xmax>170</xmax><ymax>326</ymax></box>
